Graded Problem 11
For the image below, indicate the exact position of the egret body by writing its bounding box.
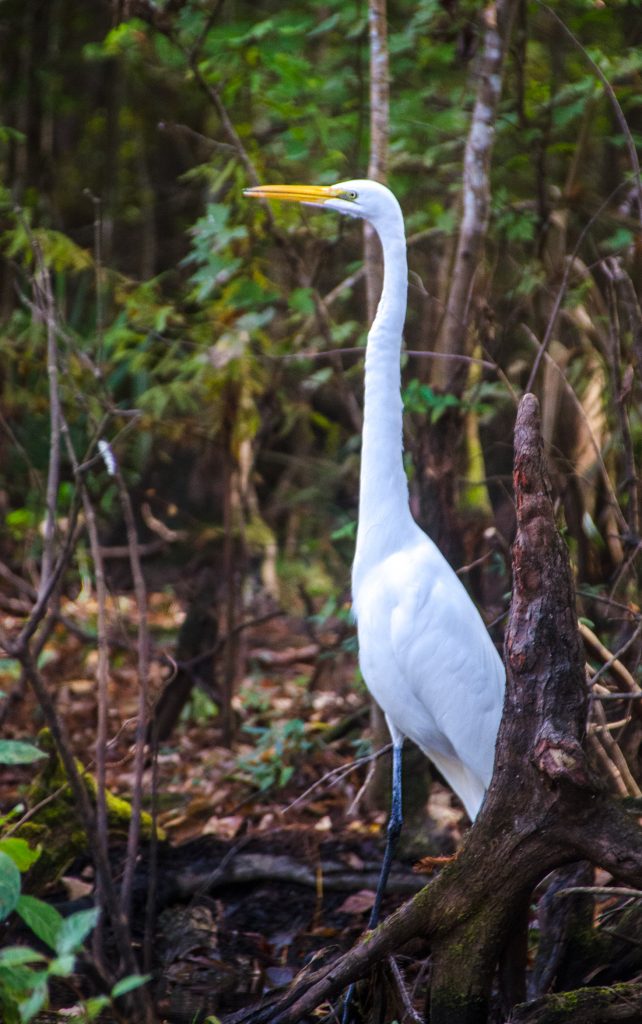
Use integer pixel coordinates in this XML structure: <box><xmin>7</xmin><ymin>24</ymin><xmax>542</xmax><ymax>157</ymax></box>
<box><xmin>244</xmin><ymin>179</ymin><xmax>505</xmax><ymax>918</ymax></box>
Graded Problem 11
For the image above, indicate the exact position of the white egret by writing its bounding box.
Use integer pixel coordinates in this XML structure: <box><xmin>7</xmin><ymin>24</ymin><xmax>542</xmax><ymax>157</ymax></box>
<box><xmin>244</xmin><ymin>180</ymin><xmax>505</xmax><ymax>928</ymax></box>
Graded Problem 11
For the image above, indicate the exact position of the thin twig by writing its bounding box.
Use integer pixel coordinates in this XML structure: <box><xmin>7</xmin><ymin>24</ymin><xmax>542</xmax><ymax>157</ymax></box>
<box><xmin>114</xmin><ymin>464</ymin><xmax>151</xmax><ymax>920</ymax></box>
<box><xmin>590</xmin><ymin>701</ymin><xmax>641</xmax><ymax>798</ymax></box>
<box><xmin>60</xmin><ymin>423</ymin><xmax>112</xmax><ymax>969</ymax></box>
<box><xmin>32</xmin><ymin>250</ymin><xmax>60</xmax><ymax>599</ymax></box>
<box><xmin>282</xmin><ymin>744</ymin><xmax>392</xmax><ymax>815</ymax></box>
<box><xmin>589</xmin><ymin>616</ymin><xmax>642</xmax><ymax>690</ymax></box>
<box><xmin>388</xmin><ymin>955</ymin><xmax>425</xmax><ymax>1024</ymax></box>
<box><xmin>522</xmin><ymin>324</ymin><xmax>627</xmax><ymax>535</ymax></box>
<box><xmin>555</xmin><ymin>886</ymin><xmax>642</xmax><ymax>899</ymax></box>
<box><xmin>526</xmin><ymin>175</ymin><xmax>640</xmax><ymax>392</ymax></box>
<box><xmin>279</xmin><ymin>346</ymin><xmax>496</xmax><ymax>370</ymax></box>
<box><xmin>603</xmin><ymin>267</ymin><xmax>639</xmax><ymax>539</ymax></box>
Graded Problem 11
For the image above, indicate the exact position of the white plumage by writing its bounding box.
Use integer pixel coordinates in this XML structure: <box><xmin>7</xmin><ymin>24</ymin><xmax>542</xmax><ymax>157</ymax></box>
<box><xmin>245</xmin><ymin>177</ymin><xmax>504</xmax><ymax>823</ymax></box>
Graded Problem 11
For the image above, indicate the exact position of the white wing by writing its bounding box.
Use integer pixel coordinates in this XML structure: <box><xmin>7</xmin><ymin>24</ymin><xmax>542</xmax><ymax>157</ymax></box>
<box><xmin>353</xmin><ymin>531</ymin><xmax>504</xmax><ymax>819</ymax></box>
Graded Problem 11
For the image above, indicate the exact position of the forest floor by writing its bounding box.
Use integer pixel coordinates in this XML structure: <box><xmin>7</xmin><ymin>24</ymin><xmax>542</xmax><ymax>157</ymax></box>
<box><xmin>0</xmin><ymin>591</ymin><xmax>468</xmax><ymax>1022</ymax></box>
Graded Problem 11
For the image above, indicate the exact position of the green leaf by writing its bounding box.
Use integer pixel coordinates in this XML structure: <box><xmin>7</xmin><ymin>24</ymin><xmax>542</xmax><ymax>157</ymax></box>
<box><xmin>55</xmin><ymin>906</ymin><xmax>100</xmax><ymax>955</ymax></box>
<box><xmin>48</xmin><ymin>954</ymin><xmax>76</xmax><ymax>977</ymax></box>
<box><xmin>15</xmin><ymin>895</ymin><xmax>63</xmax><ymax>952</ymax></box>
<box><xmin>330</xmin><ymin>521</ymin><xmax>357</xmax><ymax>541</ymax></box>
<box><xmin>17</xmin><ymin>980</ymin><xmax>48</xmax><ymax>1023</ymax></box>
<box><xmin>602</xmin><ymin>226</ymin><xmax>634</xmax><ymax>253</ymax></box>
<box><xmin>0</xmin><ymin>850</ymin><xmax>21</xmax><ymax>921</ymax></box>
<box><xmin>0</xmin><ymin>741</ymin><xmax>47</xmax><ymax>765</ymax></box>
<box><xmin>288</xmin><ymin>287</ymin><xmax>315</xmax><ymax>315</ymax></box>
<box><xmin>0</xmin><ymin>947</ymin><xmax>46</xmax><ymax>967</ymax></box>
<box><xmin>82</xmin><ymin>995</ymin><xmax>111</xmax><ymax>1020</ymax></box>
<box><xmin>0</xmin><ymin>961</ymin><xmax>40</xmax><ymax>994</ymax></box>
<box><xmin>111</xmin><ymin>973</ymin><xmax>151</xmax><ymax>998</ymax></box>
<box><xmin>0</xmin><ymin>839</ymin><xmax>41</xmax><ymax>872</ymax></box>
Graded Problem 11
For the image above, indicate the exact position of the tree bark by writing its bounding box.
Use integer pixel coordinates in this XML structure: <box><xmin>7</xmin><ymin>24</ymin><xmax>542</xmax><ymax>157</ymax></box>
<box><xmin>509</xmin><ymin>982</ymin><xmax>642</xmax><ymax>1024</ymax></box>
<box><xmin>433</xmin><ymin>0</ymin><xmax>517</xmax><ymax>394</ymax></box>
<box><xmin>364</xmin><ymin>0</ymin><xmax>389</xmax><ymax>323</ymax></box>
<box><xmin>420</xmin><ymin>0</ymin><xmax>518</xmax><ymax>559</ymax></box>
<box><xmin>222</xmin><ymin>394</ymin><xmax>642</xmax><ymax>1024</ymax></box>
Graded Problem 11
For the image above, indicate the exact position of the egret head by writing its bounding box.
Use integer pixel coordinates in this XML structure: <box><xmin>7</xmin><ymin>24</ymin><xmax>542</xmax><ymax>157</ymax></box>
<box><xmin>244</xmin><ymin>178</ymin><xmax>402</xmax><ymax>232</ymax></box>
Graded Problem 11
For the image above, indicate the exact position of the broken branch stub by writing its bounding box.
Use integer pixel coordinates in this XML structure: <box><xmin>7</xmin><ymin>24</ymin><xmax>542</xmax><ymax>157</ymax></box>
<box><xmin>500</xmin><ymin>393</ymin><xmax>591</xmax><ymax>798</ymax></box>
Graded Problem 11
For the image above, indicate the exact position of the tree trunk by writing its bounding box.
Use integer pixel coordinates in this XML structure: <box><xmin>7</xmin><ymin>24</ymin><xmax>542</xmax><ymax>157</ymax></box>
<box><xmin>364</xmin><ymin>0</ymin><xmax>388</xmax><ymax>323</ymax></box>
<box><xmin>419</xmin><ymin>0</ymin><xmax>518</xmax><ymax>559</ymax></box>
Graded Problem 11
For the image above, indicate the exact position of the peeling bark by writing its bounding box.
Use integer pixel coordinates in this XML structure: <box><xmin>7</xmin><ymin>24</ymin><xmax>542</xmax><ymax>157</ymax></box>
<box><xmin>433</xmin><ymin>0</ymin><xmax>518</xmax><ymax>395</ymax></box>
<box><xmin>420</xmin><ymin>0</ymin><xmax>518</xmax><ymax>558</ymax></box>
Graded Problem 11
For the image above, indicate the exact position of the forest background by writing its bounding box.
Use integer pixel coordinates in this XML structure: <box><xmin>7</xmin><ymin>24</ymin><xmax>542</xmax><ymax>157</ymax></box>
<box><xmin>1</xmin><ymin>0</ymin><xmax>642</xmax><ymax>1022</ymax></box>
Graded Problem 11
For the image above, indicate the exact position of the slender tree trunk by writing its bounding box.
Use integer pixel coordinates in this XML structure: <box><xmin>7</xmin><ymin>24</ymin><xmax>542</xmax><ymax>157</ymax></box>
<box><xmin>433</xmin><ymin>0</ymin><xmax>517</xmax><ymax>393</ymax></box>
<box><xmin>420</xmin><ymin>0</ymin><xmax>518</xmax><ymax>558</ymax></box>
<box><xmin>364</xmin><ymin>0</ymin><xmax>389</xmax><ymax>323</ymax></box>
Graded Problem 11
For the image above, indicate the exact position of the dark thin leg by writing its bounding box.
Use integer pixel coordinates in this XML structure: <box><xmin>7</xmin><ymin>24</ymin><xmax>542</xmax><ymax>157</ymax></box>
<box><xmin>341</xmin><ymin>742</ymin><xmax>404</xmax><ymax>1024</ymax></box>
<box><xmin>368</xmin><ymin>740</ymin><xmax>403</xmax><ymax>929</ymax></box>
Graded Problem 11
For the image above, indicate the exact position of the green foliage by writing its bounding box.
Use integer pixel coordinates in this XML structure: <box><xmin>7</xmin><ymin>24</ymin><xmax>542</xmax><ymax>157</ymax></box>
<box><xmin>0</xmin><ymin>826</ymin><xmax>97</xmax><ymax>1023</ymax></box>
<box><xmin>0</xmin><ymin>824</ymin><xmax>149</xmax><ymax>1023</ymax></box>
<box><xmin>182</xmin><ymin>201</ymin><xmax>248</xmax><ymax>302</ymax></box>
<box><xmin>403</xmin><ymin>380</ymin><xmax>492</xmax><ymax>424</ymax></box>
<box><xmin>0</xmin><ymin>0</ymin><xmax>637</xmax><ymax>602</ymax></box>
<box><xmin>0</xmin><ymin>742</ymin><xmax>47</xmax><ymax>766</ymax></box>
<box><xmin>237</xmin><ymin>716</ymin><xmax>314</xmax><ymax>791</ymax></box>
<box><xmin>0</xmin><ymin>840</ymin><xmax>40</xmax><ymax>874</ymax></box>
<box><xmin>0</xmin><ymin>1</ymin><xmax>641</xmax><ymax>1013</ymax></box>
<box><xmin>182</xmin><ymin>688</ymin><xmax>219</xmax><ymax>725</ymax></box>
<box><xmin>0</xmin><ymin>850</ymin><xmax>21</xmax><ymax>921</ymax></box>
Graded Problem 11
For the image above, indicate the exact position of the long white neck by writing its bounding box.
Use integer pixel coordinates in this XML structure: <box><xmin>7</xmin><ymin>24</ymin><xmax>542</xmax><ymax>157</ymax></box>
<box><xmin>353</xmin><ymin>211</ymin><xmax>414</xmax><ymax>581</ymax></box>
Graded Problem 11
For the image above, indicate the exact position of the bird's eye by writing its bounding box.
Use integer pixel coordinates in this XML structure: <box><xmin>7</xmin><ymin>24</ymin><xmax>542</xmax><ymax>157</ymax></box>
<box><xmin>339</xmin><ymin>189</ymin><xmax>358</xmax><ymax>201</ymax></box>
<box><xmin>347</xmin><ymin>190</ymin><xmax>358</xmax><ymax>200</ymax></box>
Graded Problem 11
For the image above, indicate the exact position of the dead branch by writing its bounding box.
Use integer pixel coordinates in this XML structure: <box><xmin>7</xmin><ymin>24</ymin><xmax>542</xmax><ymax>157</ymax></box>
<box><xmin>175</xmin><ymin>853</ymin><xmax>423</xmax><ymax>899</ymax></box>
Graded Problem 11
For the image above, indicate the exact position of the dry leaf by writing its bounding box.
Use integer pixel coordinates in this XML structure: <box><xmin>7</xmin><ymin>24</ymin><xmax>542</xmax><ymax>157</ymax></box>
<box><xmin>337</xmin><ymin>890</ymin><xmax>376</xmax><ymax>915</ymax></box>
<box><xmin>202</xmin><ymin>814</ymin><xmax>244</xmax><ymax>839</ymax></box>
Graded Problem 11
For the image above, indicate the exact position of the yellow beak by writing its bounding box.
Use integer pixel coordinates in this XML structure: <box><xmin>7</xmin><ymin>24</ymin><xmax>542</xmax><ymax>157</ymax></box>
<box><xmin>243</xmin><ymin>183</ymin><xmax>337</xmax><ymax>205</ymax></box>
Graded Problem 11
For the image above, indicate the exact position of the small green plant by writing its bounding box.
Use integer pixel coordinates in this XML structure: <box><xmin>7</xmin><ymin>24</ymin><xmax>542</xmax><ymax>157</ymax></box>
<box><xmin>182</xmin><ymin>687</ymin><xmax>219</xmax><ymax>726</ymax></box>
<box><xmin>402</xmin><ymin>379</ymin><xmax>493</xmax><ymax>424</ymax></box>
<box><xmin>236</xmin><ymin>718</ymin><xmax>313</xmax><ymax>791</ymax></box>
<box><xmin>0</xmin><ymin>741</ymin><xmax>149</xmax><ymax>1022</ymax></box>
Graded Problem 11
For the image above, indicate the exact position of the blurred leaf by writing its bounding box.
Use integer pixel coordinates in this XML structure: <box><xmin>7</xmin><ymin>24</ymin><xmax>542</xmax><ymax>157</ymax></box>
<box><xmin>55</xmin><ymin>907</ymin><xmax>100</xmax><ymax>956</ymax></box>
<box><xmin>15</xmin><ymin>896</ymin><xmax>63</xmax><ymax>953</ymax></box>
<box><xmin>111</xmin><ymin>973</ymin><xmax>152</xmax><ymax>998</ymax></box>
<box><xmin>0</xmin><ymin>851</ymin><xmax>21</xmax><ymax>922</ymax></box>
<box><xmin>0</xmin><ymin>742</ymin><xmax>46</xmax><ymax>766</ymax></box>
<box><xmin>0</xmin><ymin>840</ymin><xmax>40</xmax><ymax>873</ymax></box>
